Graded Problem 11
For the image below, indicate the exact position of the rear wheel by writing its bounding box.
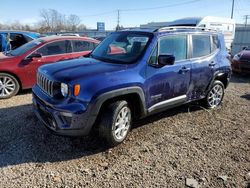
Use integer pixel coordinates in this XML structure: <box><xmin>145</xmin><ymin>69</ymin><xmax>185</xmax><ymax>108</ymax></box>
<box><xmin>0</xmin><ymin>73</ymin><xmax>20</xmax><ymax>99</ymax></box>
<box><xmin>99</xmin><ymin>100</ymin><xmax>132</xmax><ymax>147</ymax></box>
<box><xmin>203</xmin><ymin>80</ymin><xmax>224</xmax><ymax>109</ymax></box>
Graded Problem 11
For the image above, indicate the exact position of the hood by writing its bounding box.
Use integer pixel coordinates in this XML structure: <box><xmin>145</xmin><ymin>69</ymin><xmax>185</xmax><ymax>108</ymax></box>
<box><xmin>0</xmin><ymin>52</ymin><xmax>13</xmax><ymax>60</ymax></box>
<box><xmin>0</xmin><ymin>52</ymin><xmax>18</xmax><ymax>64</ymax></box>
<box><xmin>39</xmin><ymin>58</ymin><xmax>127</xmax><ymax>82</ymax></box>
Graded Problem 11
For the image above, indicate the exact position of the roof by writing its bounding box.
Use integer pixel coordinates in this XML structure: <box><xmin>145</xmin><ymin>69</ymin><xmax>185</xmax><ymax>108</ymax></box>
<box><xmin>38</xmin><ymin>35</ymin><xmax>100</xmax><ymax>43</ymax></box>
<box><xmin>119</xmin><ymin>27</ymin><xmax>219</xmax><ymax>35</ymax></box>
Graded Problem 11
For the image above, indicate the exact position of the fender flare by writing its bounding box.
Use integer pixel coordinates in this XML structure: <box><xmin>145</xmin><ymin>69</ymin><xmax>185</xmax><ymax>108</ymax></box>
<box><xmin>206</xmin><ymin>71</ymin><xmax>230</xmax><ymax>94</ymax></box>
<box><xmin>86</xmin><ymin>86</ymin><xmax>147</xmax><ymax>127</ymax></box>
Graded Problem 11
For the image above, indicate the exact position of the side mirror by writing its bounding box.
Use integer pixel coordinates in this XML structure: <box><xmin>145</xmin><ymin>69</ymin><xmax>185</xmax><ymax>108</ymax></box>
<box><xmin>242</xmin><ymin>46</ymin><xmax>247</xmax><ymax>50</ymax></box>
<box><xmin>158</xmin><ymin>54</ymin><xmax>175</xmax><ymax>66</ymax></box>
<box><xmin>27</xmin><ymin>53</ymin><xmax>42</xmax><ymax>59</ymax></box>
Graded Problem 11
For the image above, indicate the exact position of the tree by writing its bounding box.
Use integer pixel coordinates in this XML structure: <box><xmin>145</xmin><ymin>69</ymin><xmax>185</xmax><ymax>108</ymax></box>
<box><xmin>77</xmin><ymin>24</ymin><xmax>87</xmax><ymax>31</ymax></box>
<box><xmin>67</xmin><ymin>14</ymin><xmax>81</xmax><ymax>32</ymax></box>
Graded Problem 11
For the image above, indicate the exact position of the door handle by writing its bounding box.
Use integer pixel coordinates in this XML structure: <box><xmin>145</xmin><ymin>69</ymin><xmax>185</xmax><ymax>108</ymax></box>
<box><xmin>179</xmin><ymin>66</ymin><xmax>190</xmax><ymax>74</ymax></box>
<box><xmin>209</xmin><ymin>61</ymin><xmax>216</xmax><ymax>66</ymax></box>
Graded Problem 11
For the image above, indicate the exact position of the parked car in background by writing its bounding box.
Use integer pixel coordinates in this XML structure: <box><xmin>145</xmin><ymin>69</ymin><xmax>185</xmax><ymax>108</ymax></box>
<box><xmin>232</xmin><ymin>47</ymin><xmax>250</xmax><ymax>74</ymax></box>
<box><xmin>58</xmin><ymin>33</ymin><xmax>80</xmax><ymax>37</ymax></box>
<box><xmin>0</xmin><ymin>36</ymin><xmax>99</xmax><ymax>99</ymax></box>
<box><xmin>0</xmin><ymin>30</ymin><xmax>41</xmax><ymax>52</ymax></box>
<box><xmin>94</xmin><ymin>36</ymin><xmax>106</xmax><ymax>41</ymax></box>
<box><xmin>32</xmin><ymin>27</ymin><xmax>231</xmax><ymax>146</ymax></box>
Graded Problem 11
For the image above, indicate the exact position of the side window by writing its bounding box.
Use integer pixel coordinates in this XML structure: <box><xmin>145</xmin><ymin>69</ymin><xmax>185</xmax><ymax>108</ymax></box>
<box><xmin>192</xmin><ymin>35</ymin><xmax>211</xmax><ymax>58</ymax></box>
<box><xmin>211</xmin><ymin>35</ymin><xmax>219</xmax><ymax>52</ymax></box>
<box><xmin>148</xmin><ymin>44</ymin><xmax>158</xmax><ymax>65</ymax></box>
<box><xmin>72</xmin><ymin>40</ymin><xmax>93</xmax><ymax>52</ymax></box>
<box><xmin>36</xmin><ymin>40</ymin><xmax>71</xmax><ymax>56</ymax></box>
<box><xmin>10</xmin><ymin>33</ymin><xmax>28</xmax><ymax>49</ymax></box>
<box><xmin>159</xmin><ymin>35</ymin><xmax>187</xmax><ymax>61</ymax></box>
<box><xmin>0</xmin><ymin>35</ymin><xmax>2</xmax><ymax>52</ymax></box>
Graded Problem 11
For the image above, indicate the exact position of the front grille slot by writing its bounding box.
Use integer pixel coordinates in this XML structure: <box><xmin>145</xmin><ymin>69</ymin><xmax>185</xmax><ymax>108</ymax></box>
<box><xmin>37</xmin><ymin>72</ymin><xmax>54</xmax><ymax>97</ymax></box>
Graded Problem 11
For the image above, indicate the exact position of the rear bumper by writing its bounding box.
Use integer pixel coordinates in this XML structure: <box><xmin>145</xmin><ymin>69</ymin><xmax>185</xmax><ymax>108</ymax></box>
<box><xmin>32</xmin><ymin>85</ymin><xmax>96</xmax><ymax>136</ymax></box>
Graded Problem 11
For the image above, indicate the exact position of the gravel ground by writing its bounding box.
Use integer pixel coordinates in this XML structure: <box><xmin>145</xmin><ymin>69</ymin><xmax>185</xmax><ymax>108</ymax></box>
<box><xmin>0</xmin><ymin>74</ymin><xmax>249</xmax><ymax>188</ymax></box>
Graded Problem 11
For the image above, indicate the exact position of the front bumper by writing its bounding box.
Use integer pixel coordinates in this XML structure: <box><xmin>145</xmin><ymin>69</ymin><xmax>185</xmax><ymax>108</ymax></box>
<box><xmin>231</xmin><ymin>61</ymin><xmax>250</xmax><ymax>74</ymax></box>
<box><xmin>32</xmin><ymin>85</ymin><xmax>96</xmax><ymax>136</ymax></box>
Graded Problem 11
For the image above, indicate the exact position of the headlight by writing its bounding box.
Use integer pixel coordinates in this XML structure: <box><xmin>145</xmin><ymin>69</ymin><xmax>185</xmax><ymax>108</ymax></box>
<box><xmin>233</xmin><ymin>53</ymin><xmax>241</xmax><ymax>61</ymax></box>
<box><xmin>61</xmin><ymin>83</ymin><xmax>68</xmax><ymax>97</ymax></box>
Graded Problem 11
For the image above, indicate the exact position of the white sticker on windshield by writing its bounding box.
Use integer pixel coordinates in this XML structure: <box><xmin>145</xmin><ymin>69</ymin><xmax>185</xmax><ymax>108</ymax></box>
<box><xmin>130</xmin><ymin>37</ymin><xmax>149</xmax><ymax>43</ymax></box>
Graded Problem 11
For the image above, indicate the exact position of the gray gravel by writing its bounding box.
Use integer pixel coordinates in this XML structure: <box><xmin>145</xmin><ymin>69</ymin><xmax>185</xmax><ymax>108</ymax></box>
<box><xmin>0</xmin><ymin>74</ymin><xmax>250</xmax><ymax>188</ymax></box>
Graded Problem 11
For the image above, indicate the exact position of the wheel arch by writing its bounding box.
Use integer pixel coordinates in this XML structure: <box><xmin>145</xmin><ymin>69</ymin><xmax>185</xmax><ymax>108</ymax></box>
<box><xmin>0</xmin><ymin>71</ymin><xmax>22</xmax><ymax>90</ymax></box>
<box><xmin>206</xmin><ymin>71</ymin><xmax>230</xmax><ymax>94</ymax></box>
<box><xmin>89</xmin><ymin>87</ymin><xmax>147</xmax><ymax>129</ymax></box>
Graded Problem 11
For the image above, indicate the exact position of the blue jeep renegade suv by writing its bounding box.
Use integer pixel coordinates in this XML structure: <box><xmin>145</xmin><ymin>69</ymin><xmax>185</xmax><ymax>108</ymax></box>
<box><xmin>32</xmin><ymin>27</ymin><xmax>231</xmax><ymax>146</ymax></box>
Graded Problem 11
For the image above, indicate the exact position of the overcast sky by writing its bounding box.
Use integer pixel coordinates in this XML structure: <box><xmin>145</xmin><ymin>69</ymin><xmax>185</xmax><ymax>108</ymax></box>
<box><xmin>0</xmin><ymin>0</ymin><xmax>249</xmax><ymax>29</ymax></box>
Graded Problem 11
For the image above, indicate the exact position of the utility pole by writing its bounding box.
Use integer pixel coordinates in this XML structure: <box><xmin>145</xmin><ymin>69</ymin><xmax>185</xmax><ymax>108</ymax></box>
<box><xmin>231</xmin><ymin>0</ymin><xmax>235</xmax><ymax>19</ymax></box>
<box><xmin>116</xmin><ymin>9</ymin><xmax>120</xmax><ymax>31</ymax></box>
<box><xmin>244</xmin><ymin>15</ymin><xmax>250</xmax><ymax>26</ymax></box>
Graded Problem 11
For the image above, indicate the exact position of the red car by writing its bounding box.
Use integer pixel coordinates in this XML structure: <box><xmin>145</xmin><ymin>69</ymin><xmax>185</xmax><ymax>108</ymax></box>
<box><xmin>0</xmin><ymin>36</ymin><xmax>99</xmax><ymax>99</ymax></box>
<box><xmin>232</xmin><ymin>47</ymin><xmax>250</xmax><ymax>74</ymax></box>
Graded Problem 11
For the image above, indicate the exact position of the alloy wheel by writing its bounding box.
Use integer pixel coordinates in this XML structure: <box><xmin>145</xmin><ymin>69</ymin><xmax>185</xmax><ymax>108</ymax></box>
<box><xmin>113</xmin><ymin>106</ymin><xmax>131</xmax><ymax>141</ymax></box>
<box><xmin>0</xmin><ymin>76</ymin><xmax>16</xmax><ymax>97</ymax></box>
<box><xmin>207</xmin><ymin>84</ymin><xmax>224</xmax><ymax>108</ymax></box>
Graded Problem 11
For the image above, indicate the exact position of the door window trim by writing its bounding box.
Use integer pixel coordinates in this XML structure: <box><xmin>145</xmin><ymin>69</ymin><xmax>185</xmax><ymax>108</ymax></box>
<box><xmin>25</xmin><ymin>40</ymin><xmax>73</xmax><ymax>59</ymax></box>
<box><xmin>148</xmin><ymin>33</ymin><xmax>188</xmax><ymax>66</ymax></box>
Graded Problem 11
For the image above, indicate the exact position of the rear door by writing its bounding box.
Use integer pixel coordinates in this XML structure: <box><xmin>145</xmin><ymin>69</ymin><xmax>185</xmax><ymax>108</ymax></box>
<box><xmin>145</xmin><ymin>34</ymin><xmax>191</xmax><ymax>111</ymax></box>
<box><xmin>189</xmin><ymin>34</ymin><xmax>219</xmax><ymax>99</ymax></box>
<box><xmin>22</xmin><ymin>40</ymin><xmax>73</xmax><ymax>86</ymax></box>
<box><xmin>0</xmin><ymin>34</ymin><xmax>3</xmax><ymax>52</ymax></box>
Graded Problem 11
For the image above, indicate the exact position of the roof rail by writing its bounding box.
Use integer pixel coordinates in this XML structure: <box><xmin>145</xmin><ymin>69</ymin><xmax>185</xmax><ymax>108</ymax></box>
<box><xmin>155</xmin><ymin>26</ymin><xmax>219</xmax><ymax>32</ymax></box>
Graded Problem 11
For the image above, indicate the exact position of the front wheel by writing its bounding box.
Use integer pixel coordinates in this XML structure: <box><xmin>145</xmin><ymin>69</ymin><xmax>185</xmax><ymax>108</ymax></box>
<box><xmin>203</xmin><ymin>80</ymin><xmax>225</xmax><ymax>109</ymax></box>
<box><xmin>99</xmin><ymin>100</ymin><xmax>132</xmax><ymax>147</ymax></box>
<box><xmin>0</xmin><ymin>73</ymin><xmax>20</xmax><ymax>99</ymax></box>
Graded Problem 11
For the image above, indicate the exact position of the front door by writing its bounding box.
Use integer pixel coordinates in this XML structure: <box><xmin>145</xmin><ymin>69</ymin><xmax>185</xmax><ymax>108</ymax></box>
<box><xmin>145</xmin><ymin>34</ymin><xmax>191</xmax><ymax>112</ymax></box>
<box><xmin>20</xmin><ymin>40</ymin><xmax>72</xmax><ymax>87</ymax></box>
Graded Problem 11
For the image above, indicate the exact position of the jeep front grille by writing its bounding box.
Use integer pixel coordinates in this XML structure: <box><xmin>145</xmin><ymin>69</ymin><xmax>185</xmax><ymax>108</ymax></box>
<box><xmin>37</xmin><ymin>73</ymin><xmax>54</xmax><ymax>97</ymax></box>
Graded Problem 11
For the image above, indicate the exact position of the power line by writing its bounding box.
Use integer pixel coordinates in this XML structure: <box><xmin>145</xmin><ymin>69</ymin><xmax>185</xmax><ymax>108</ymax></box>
<box><xmin>81</xmin><ymin>10</ymin><xmax>116</xmax><ymax>18</ymax></box>
<box><xmin>80</xmin><ymin>0</ymin><xmax>201</xmax><ymax>18</ymax></box>
<box><xmin>121</xmin><ymin>0</ymin><xmax>201</xmax><ymax>12</ymax></box>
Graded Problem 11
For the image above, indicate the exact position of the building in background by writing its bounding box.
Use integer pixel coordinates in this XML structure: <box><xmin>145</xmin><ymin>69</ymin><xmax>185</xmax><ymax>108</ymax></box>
<box><xmin>231</xmin><ymin>24</ymin><xmax>250</xmax><ymax>55</ymax></box>
<box><xmin>141</xmin><ymin>16</ymin><xmax>235</xmax><ymax>51</ymax></box>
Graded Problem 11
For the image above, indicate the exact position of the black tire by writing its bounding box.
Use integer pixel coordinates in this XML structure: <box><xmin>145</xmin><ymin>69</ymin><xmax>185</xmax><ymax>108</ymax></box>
<box><xmin>202</xmin><ymin>80</ymin><xmax>225</xmax><ymax>109</ymax></box>
<box><xmin>0</xmin><ymin>73</ymin><xmax>20</xmax><ymax>99</ymax></box>
<box><xmin>99</xmin><ymin>100</ymin><xmax>132</xmax><ymax>147</ymax></box>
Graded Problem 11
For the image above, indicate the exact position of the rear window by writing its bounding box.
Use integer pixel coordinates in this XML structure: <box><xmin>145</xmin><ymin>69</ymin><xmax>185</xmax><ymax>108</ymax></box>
<box><xmin>211</xmin><ymin>35</ymin><xmax>219</xmax><ymax>52</ymax></box>
<box><xmin>72</xmin><ymin>40</ymin><xmax>95</xmax><ymax>52</ymax></box>
<box><xmin>192</xmin><ymin>35</ymin><xmax>211</xmax><ymax>58</ymax></box>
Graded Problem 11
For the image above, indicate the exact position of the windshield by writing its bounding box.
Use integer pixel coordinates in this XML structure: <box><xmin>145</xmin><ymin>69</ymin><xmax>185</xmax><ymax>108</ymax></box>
<box><xmin>91</xmin><ymin>32</ymin><xmax>152</xmax><ymax>64</ymax></box>
<box><xmin>10</xmin><ymin>39</ymin><xmax>44</xmax><ymax>56</ymax></box>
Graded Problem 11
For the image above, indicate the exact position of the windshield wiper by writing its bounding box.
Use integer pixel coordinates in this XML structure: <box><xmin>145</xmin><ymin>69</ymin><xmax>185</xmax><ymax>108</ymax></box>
<box><xmin>3</xmin><ymin>51</ymin><xmax>12</xmax><ymax>56</ymax></box>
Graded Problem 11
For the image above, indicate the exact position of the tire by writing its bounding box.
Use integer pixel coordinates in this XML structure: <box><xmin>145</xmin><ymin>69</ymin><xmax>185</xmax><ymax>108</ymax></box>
<box><xmin>202</xmin><ymin>80</ymin><xmax>225</xmax><ymax>109</ymax></box>
<box><xmin>0</xmin><ymin>73</ymin><xmax>20</xmax><ymax>99</ymax></box>
<box><xmin>99</xmin><ymin>100</ymin><xmax>132</xmax><ymax>147</ymax></box>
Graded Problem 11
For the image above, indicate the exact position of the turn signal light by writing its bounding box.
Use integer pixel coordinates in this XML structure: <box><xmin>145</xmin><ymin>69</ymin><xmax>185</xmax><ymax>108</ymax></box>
<box><xmin>74</xmin><ymin>84</ymin><xmax>81</xmax><ymax>96</ymax></box>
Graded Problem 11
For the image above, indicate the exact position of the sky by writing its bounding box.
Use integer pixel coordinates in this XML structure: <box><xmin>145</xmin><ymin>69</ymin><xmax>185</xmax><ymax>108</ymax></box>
<box><xmin>0</xmin><ymin>0</ymin><xmax>249</xmax><ymax>30</ymax></box>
